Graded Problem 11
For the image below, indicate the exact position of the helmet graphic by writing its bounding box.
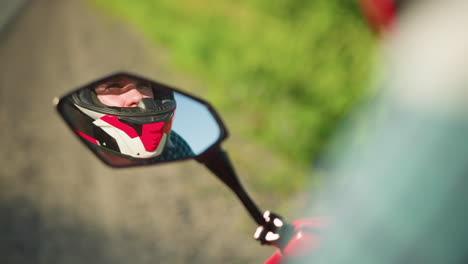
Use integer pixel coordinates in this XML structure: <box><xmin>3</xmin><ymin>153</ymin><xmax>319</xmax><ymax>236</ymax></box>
<box><xmin>66</xmin><ymin>74</ymin><xmax>176</xmax><ymax>161</ymax></box>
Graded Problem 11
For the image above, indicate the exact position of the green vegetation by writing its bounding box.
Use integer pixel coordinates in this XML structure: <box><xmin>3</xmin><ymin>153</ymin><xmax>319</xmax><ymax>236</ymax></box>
<box><xmin>90</xmin><ymin>0</ymin><xmax>376</xmax><ymax>194</ymax></box>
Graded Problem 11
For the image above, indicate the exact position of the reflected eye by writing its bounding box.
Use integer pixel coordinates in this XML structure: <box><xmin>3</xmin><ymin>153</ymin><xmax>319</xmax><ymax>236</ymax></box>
<box><xmin>106</xmin><ymin>82</ymin><xmax>122</xmax><ymax>89</ymax></box>
<box><xmin>136</xmin><ymin>82</ymin><xmax>151</xmax><ymax>90</ymax></box>
<box><xmin>137</xmin><ymin>83</ymin><xmax>153</xmax><ymax>97</ymax></box>
<box><xmin>99</xmin><ymin>83</ymin><xmax>125</xmax><ymax>94</ymax></box>
<box><xmin>95</xmin><ymin>80</ymin><xmax>153</xmax><ymax>97</ymax></box>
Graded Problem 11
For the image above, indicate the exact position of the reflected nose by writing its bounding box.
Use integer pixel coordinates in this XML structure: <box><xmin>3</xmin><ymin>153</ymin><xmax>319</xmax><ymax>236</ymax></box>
<box><xmin>123</xmin><ymin>84</ymin><xmax>143</xmax><ymax>107</ymax></box>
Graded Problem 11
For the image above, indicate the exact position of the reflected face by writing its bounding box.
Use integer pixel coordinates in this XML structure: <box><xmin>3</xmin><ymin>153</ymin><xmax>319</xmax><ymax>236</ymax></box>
<box><xmin>94</xmin><ymin>76</ymin><xmax>154</xmax><ymax>107</ymax></box>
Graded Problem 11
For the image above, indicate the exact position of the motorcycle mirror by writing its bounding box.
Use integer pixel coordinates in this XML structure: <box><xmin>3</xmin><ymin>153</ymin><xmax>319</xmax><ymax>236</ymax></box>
<box><xmin>55</xmin><ymin>72</ymin><xmax>228</xmax><ymax>167</ymax></box>
<box><xmin>55</xmin><ymin>72</ymin><xmax>268</xmax><ymax>232</ymax></box>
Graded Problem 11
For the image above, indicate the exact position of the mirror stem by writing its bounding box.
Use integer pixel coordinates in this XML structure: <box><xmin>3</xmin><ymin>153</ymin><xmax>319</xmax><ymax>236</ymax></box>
<box><xmin>197</xmin><ymin>147</ymin><xmax>266</xmax><ymax>226</ymax></box>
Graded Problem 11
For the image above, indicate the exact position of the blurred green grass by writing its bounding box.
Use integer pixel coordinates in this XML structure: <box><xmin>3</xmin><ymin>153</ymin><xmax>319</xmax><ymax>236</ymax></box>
<box><xmin>90</xmin><ymin>0</ymin><xmax>375</xmax><ymax>195</ymax></box>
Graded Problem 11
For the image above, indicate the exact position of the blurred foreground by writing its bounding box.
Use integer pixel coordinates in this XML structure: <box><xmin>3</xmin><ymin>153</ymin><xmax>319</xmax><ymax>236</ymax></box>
<box><xmin>304</xmin><ymin>1</ymin><xmax>468</xmax><ymax>262</ymax></box>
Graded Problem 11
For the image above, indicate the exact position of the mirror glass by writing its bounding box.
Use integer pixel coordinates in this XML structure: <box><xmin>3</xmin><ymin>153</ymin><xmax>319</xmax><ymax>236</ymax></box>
<box><xmin>56</xmin><ymin>73</ymin><xmax>226</xmax><ymax>167</ymax></box>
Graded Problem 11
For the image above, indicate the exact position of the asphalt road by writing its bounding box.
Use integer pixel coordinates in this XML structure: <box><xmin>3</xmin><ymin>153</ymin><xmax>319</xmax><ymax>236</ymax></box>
<box><xmin>0</xmin><ymin>0</ymin><xmax>28</xmax><ymax>36</ymax></box>
<box><xmin>0</xmin><ymin>0</ymin><xmax>272</xmax><ymax>263</ymax></box>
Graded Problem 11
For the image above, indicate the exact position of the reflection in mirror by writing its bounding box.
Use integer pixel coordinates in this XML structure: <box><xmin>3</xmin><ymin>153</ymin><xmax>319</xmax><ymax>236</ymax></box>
<box><xmin>57</xmin><ymin>73</ymin><xmax>224</xmax><ymax>167</ymax></box>
<box><xmin>172</xmin><ymin>93</ymin><xmax>221</xmax><ymax>154</ymax></box>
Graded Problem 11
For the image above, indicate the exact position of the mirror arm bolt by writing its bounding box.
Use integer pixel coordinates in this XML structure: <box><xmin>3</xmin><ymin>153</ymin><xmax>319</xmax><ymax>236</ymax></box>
<box><xmin>254</xmin><ymin>211</ymin><xmax>294</xmax><ymax>250</ymax></box>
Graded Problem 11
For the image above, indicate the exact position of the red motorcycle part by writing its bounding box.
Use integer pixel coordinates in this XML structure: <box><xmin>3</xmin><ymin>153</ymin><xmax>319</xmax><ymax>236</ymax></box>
<box><xmin>360</xmin><ymin>0</ymin><xmax>397</xmax><ymax>33</ymax></box>
<box><xmin>263</xmin><ymin>218</ymin><xmax>329</xmax><ymax>264</ymax></box>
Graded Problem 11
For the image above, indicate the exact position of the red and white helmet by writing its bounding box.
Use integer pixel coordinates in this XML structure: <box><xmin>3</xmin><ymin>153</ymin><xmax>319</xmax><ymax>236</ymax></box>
<box><xmin>67</xmin><ymin>76</ymin><xmax>176</xmax><ymax>161</ymax></box>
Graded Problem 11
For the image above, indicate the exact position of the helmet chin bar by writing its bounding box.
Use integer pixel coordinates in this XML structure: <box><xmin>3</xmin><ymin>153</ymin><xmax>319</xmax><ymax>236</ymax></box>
<box><xmin>73</xmin><ymin>101</ymin><xmax>173</xmax><ymax>160</ymax></box>
<box><xmin>113</xmin><ymin>132</ymin><xmax>168</xmax><ymax>159</ymax></box>
<box><xmin>95</xmin><ymin>118</ymin><xmax>169</xmax><ymax>159</ymax></box>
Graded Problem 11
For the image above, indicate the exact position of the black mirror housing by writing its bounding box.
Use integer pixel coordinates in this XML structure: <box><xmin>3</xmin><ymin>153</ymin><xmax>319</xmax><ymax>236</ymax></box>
<box><xmin>56</xmin><ymin>72</ymin><xmax>228</xmax><ymax>168</ymax></box>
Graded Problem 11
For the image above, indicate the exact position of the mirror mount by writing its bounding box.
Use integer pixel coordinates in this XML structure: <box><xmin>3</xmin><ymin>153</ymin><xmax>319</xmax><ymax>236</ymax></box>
<box><xmin>196</xmin><ymin>146</ymin><xmax>266</xmax><ymax>226</ymax></box>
